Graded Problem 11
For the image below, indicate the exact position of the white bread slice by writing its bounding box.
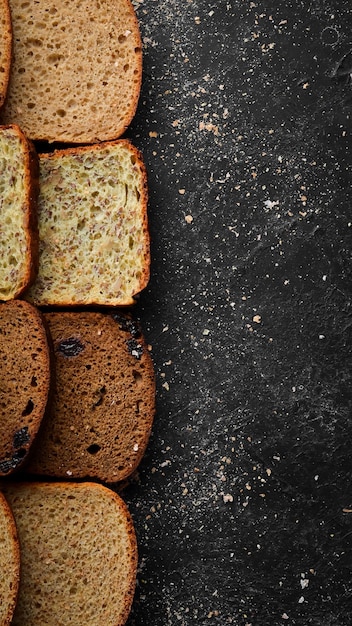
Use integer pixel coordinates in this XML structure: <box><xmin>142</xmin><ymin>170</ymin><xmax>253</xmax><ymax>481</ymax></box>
<box><xmin>0</xmin><ymin>0</ymin><xmax>11</xmax><ymax>109</ymax></box>
<box><xmin>0</xmin><ymin>124</ymin><xmax>39</xmax><ymax>300</ymax></box>
<box><xmin>25</xmin><ymin>139</ymin><xmax>150</xmax><ymax>307</ymax></box>
<box><xmin>1</xmin><ymin>0</ymin><xmax>142</xmax><ymax>143</ymax></box>
<box><xmin>0</xmin><ymin>491</ymin><xmax>20</xmax><ymax>626</ymax></box>
<box><xmin>2</xmin><ymin>481</ymin><xmax>137</xmax><ymax>626</ymax></box>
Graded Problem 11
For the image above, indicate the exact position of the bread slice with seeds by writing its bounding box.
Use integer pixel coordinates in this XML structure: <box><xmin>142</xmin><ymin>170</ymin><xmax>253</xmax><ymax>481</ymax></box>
<box><xmin>0</xmin><ymin>299</ymin><xmax>51</xmax><ymax>476</ymax></box>
<box><xmin>26</xmin><ymin>311</ymin><xmax>155</xmax><ymax>483</ymax></box>
<box><xmin>0</xmin><ymin>491</ymin><xmax>20</xmax><ymax>626</ymax></box>
<box><xmin>0</xmin><ymin>124</ymin><xmax>39</xmax><ymax>301</ymax></box>
<box><xmin>25</xmin><ymin>139</ymin><xmax>150</xmax><ymax>307</ymax></box>
<box><xmin>2</xmin><ymin>481</ymin><xmax>137</xmax><ymax>626</ymax></box>
<box><xmin>0</xmin><ymin>0</ymin><xmax>12</xmax><ymax>109</ymax></box>
<box><xmin>1</xmin><ymin>0</ymin><xmax>142</xmax><ymax>143</ymax></box>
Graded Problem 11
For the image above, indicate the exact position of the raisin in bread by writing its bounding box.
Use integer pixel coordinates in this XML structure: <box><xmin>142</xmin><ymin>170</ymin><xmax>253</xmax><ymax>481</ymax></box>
<box><xmin>25</xmin><ymin>140</ymin><xmax>150</xmax><ymax>307</ymax></box>
<box><xmin>0</xmin><ymin>491</ymin><xmax>20</xmax><ymax>626</ymax></box>
<box><xmin>0</xmin><ymin>299</ymin><xmax>51</xmax><ymax>476</ymax></box>
<box><xmin>2</xmin><ymin>481</ymin><xmax>137</xmax><ymax>626</ymax></box>
<box><xmin>1</xmin><ymin>0</ymin><xmax>142</xmax><ymax>143</ymax></box>
<box><xmin>0</xmin><ymin>124</ymin><xmax>39</xmax><ymax>301</ymax></box>
<box><xmin>26</xmin><ymin>311</ymin><xmax>155</xmax><ymax>483</ymax></box>
<box><xmin>0</xmin><ymin>0</ymin><xmax>11</xmax><ymax>109</ymax></box>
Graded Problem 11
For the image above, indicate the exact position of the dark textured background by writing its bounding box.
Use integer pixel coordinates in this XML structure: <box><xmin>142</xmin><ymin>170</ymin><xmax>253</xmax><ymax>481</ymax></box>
<box><xmin>122</xmin><ymin>1</ymin><xmax>352</xmax><ymax>624</ymax></box>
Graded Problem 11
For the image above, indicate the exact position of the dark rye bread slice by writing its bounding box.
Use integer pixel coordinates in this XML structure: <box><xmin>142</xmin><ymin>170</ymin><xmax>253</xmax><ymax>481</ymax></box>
<box><xmin>0</xmin><ymin>299</ymin><xmax>51</xmax><ymax>476</ymax></box>
<box><xmin>0</xmin><ymin>0</ymin><xmax>11</xmax><ymax>109</ymax></box>
<box><xmin>0</xmin><ymin>124</ymin><xmax>39</xmax><ymax>301</ymax></box>
<box><xmin>26</xmin><ymin>311</ymin><xmax>155</xmax><ymax>483</ymax></box>
<box><xmin>0</xmin><ymin>491</ymin><xmax>20</xmax><ymax>626</ymax></box>
<box><xmin>2</xmin><ymin>481</ymin><xmax>137</xmax><ymax>626</ymax></box>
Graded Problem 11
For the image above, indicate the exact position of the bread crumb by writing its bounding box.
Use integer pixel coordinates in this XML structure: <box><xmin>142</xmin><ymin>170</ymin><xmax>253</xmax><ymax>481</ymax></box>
<box><xmin>185</xmin><ymin>215</ymin><xmax>193</xmax><ymax>224</ymax></box>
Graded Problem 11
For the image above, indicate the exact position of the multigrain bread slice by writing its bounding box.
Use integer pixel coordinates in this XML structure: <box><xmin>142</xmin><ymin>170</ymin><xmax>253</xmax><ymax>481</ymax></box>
<box><xmin>0</xmin><ymin>492</ymin><xmax>20</xmax><ymax>626</ymax></box>
<box><xmin>0</xmin><ymin>0</ymin><xmax>12</xmax><ymax>109</ymax></box>
<box><xmin>1</xmin><ymin>0</ymin><xmax>142</xmax><ymax>143</ymax></box>
<box><xmin>26</xmin><ymin>311</ymin><xmax>155</xmax><ymax>483</ymax></box>
<box><xmin>0</xmin><ymin>299</ymin><xmax>51</xmax><ymax>476</ymax></box>
<box><xmin>0</xmin><ymin>124</ymin><xmax>39</xmax><ymax>301</ymax></box>
<box><xmin>25</xmin><ymin>140</ymin><xmax>150</xmax><ymax>307</ymax></box>
<box><xmin>2</xmin><ymin>481</ymin><xmax>137</xmax><ymax>626</ymax></box>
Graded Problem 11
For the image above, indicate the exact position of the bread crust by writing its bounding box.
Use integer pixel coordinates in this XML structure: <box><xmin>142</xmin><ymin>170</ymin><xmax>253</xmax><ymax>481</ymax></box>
<box><xmin>0</xmin><ymin>491</ymin><xmax>20</xmax><ymax>626</ymax></box>
<box><xmin>0</xmin><ymin>0</ymin><xmax>12</xmax><ymax>109</ymax></box>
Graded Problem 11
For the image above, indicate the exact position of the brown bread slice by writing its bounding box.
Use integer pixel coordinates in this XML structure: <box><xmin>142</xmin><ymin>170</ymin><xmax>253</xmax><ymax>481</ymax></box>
<box><xmin>25</xmin><ymin>139</ymin><xmax>150</xmax><ymax>307</ymax></box>
<box><xmin>0</xmin><ymin>124</ymin><xmax>39</xmax><ymax>301</ymax></box>
<box><xmin>26</xmin><ymin>311</ymin><xmax>155</xmax><ymax>483</ymax></box>
<box><xmin>0</xmin><ymin>491</ymin><xmax>20</xmax><ymax>626</ymax></box>
<box><xmin>1</xmin><ymin>0</ymin><xmax>142</xmax><ymax>143</ymax></box>
<box><xmin>0</xmin><ymin>299</ymin><xmax>51</xmax><ymax>476</ymax></box>
<box><xmin>2</xmin><ymin>481</ymin><xmax>137</xmax><ymax>626</ymax></box>
<box><xmin>0</xmin><ymin>0</ymin><xmax>11</xmax><ymax>109</ymax></box>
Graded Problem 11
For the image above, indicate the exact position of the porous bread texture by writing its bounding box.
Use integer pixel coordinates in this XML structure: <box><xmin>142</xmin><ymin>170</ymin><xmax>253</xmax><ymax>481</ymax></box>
<box><xmin>0</xmin><ymin>124</ymin><xmax>39</xmax><ymax>300</ymax></box>
<box><xmin>26</xmin><ymin>311</ymin><xmax>155</xmax><ymax>483</ymax></box>
<box><xmin>1</xmin><ymin>0</ymin><xmax>142</xmax><ymax>143</ymax></box>
<box><xmin>0</xmin><ymin>0</ymin><xmax>11</xmax><ymax>110</ymax></box>
<box><xmin>0</xmin><ymin>299</ymin><xmax>51</xmax><ymax>476</ymax></box>
<box><xmin>0</xmin><ymin>492</ymin><xmax>20</xmax><ymax>626</ymax></box>
<box><xmin>2</xmin><ymin>481</ymin><xmax>137</xmax><ymax>626</ymax></box>
<box><xmin>25</xmin><ymin>140</ymin><xmax>150</xmax><ymax>307</ymax></box>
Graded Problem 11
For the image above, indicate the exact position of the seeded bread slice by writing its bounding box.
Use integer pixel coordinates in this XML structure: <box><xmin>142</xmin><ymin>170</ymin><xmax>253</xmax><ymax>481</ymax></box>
<box><xmin>0</xmin><ymin>0</ymin><xmax>11</xmax><ymax>109</ymax></box>
<box><xmin>0</xmin><ymin>491</ymin><xmax>20</xmax><ymax>626</ymax></box>
<box><xmin>1</xmin><ymin>0</ymin><xmax>142</xmax><ymax>143</ymax></box>
<box><xmin>0</xmin><ymin>124</ymin><xmax>39</xmax><ymax>301</ymax></box>
<box><xmin>25</xmin><ymin>139</ymin><xmax>150</xmax><ymax>307</ymax></box>
<box><xmin>2</xmin><ymin>481</ymin><xmax>137</xmax><ymax>626</ymax></box>
<box><xmin>0</xmin><ymin>299</ymin><xmax>51</xmax><ymax>476</ymax></box>
<box><xmin>26</xmin><ymin>311</ymin><xmax>155</xmax><ymax>483</ymax></box>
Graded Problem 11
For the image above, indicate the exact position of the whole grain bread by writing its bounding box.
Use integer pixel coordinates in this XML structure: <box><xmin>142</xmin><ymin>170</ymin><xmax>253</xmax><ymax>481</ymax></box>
<box><xmin>2</xmin><ymin>481</ymin><xmax>137</xmax><ymax>626</ymax></box>
<box><xmin>0</xmin><ymin>299</ymin><xmax>51</xmax><ymax>476</ymax></box>
<box><xmin>25</xmin><ymin>139</ymin><xmax>150</xmax><ymax>307</ymax></box>
<box><xmin>0</xmin><ymin>491</ymin><xmax>20</xmax><ymax>626</ymax></box>
<box><xmin>0</xmin><ymin>124</ymin><xmax>39</xmax><ymax>301</ymax></box>
<box><xmin>1</xmin><ymin>0</ymin><xmax>142</xmax><ymax>143</ymax></box>
<box><xmin>0</xmin><ymin>0</ymin><xmax>11</xmax><ymax>110</ymax></box>
<box><xmin>26</xmin><ymin>311</ymin><xmax>155</xmax><ymax>483</ymax></box>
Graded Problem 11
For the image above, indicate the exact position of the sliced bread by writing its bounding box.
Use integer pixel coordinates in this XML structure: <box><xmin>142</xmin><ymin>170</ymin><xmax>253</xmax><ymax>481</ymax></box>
<box><xmin>2</xmin><ymin>481</ymin><xmax>137</xmax><ymax>626</ymax></box>
<box><xmin>0</xmin><ymin>491</ymin><xmax>20</xmax><ymax>626</ymax></box>
<box><xmin>25</xmin><ymin>139</ymin><xmax>150</xmax><ymax>307</ymax></box>
<box><xmin>0</xmin><ymin>0</ymin><xmax>12</xmax><ymax>109</ymax></box>
<box><xmin>0</xmin><ymin>299</ymin><xmax>51</xmax><ymax>476</ymax></box>
<box><xmin>26</xmin><ymin>311</ymin><xmax>155</xmax><ymax>483</ymax></box>
<box><xmin>1</xmin><ymin>0</ymin><xmax>142</xmax><ymax>143</ymax></box>
<box><xmin>0</xmin><ymin>124</ymin><xmax>39</xmax><ymax>301</ymax></box>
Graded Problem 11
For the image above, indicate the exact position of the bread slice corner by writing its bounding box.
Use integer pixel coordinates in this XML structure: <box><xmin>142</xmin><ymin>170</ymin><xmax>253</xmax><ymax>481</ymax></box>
<box><xmin>0</xmin><ymin>490</ymin><xmax>20</xmax><ymax>626</ymax></box>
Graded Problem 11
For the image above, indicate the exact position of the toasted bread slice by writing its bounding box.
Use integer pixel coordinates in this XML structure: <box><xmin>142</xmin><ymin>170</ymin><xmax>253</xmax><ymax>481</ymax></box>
<box><xmin>0</xmin><ymin>491</ymin><xmax>20</xmax><ymax>626</ymax></box>
<box><xmin>2</xmin><ymin>481</ymin><xmax>137</xmax><ymax>626</ymax></box>
<box><xmin>2</xmin><ymin>0</ymin><xmax>142</xmax><ymax>143</ymax></box>
<box><xmin>26</xmin><ymin>311</ymin><xmax>155</xmax><ymax>483</ymax></box>
<box><xmin>0</xmin><ymin>124</ymin><xmax>39</xmax><ymax>301</ymax></box>
<box><xmin>0</xmin><ymin>0</ymin><xmax>11</xmax><ymax>109</ymax></box>
<box><xmin>0</xmin><ymin>299</ymin><xmax>51</xmax><ymax>476</ymax></box>
<box><xmin>25</xmin><ymin>140</ymin><xmax>150</xmax><ymax>307</ymax></box>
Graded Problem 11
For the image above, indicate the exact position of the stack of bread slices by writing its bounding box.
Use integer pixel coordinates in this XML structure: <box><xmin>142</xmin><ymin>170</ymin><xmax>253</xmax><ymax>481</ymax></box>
<box><xmin>0</xmin><ymin>1</ymin><xmax>155</xmax><ymax>624</ymax></box>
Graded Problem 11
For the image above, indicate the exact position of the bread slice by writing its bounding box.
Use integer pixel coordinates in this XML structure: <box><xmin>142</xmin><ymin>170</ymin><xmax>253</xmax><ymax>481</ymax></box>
<box><xmin>26</xmin><ymin>311</ymin><xmax>155</xmax><ymax>483</ymax></box>
<box><xmin>0</xmin><ymin>124</ymin><xmax>39</xmax><ymax>301</ymax></box>
<box><xmin>1</xmin><ymin>0</ymin><xmax>142</xmax><ymax>143</ymax></box>
<box><xmin>0</xmin><ymin>491</ymin><xmax>20</xmax><ymax>626</ymax></box>
<box><xmin>2</xmin><ymin>481</ymin><xmax>137</xmax><ymax>626</ymax></box>
<box><xmin>0</xmin><ymin>299</ymin><xmax>51</xmax><ymax>476</ymax></box>
<box><xmin>0</xmin><ymin>0</ymin><xmax>12</xmax><ymax>109</ymax></box>
<box><xmin>25</xmin><ymin>140</ymin><xmax>150</xmax><ymax>307</ymax></box>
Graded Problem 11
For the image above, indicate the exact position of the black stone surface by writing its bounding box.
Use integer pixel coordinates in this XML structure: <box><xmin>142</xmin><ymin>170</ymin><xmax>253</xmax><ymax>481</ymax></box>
<box><xmin>122</xmin><ymin>1</ymin><xmax>352</xmax><ymax>624</ymax></box>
